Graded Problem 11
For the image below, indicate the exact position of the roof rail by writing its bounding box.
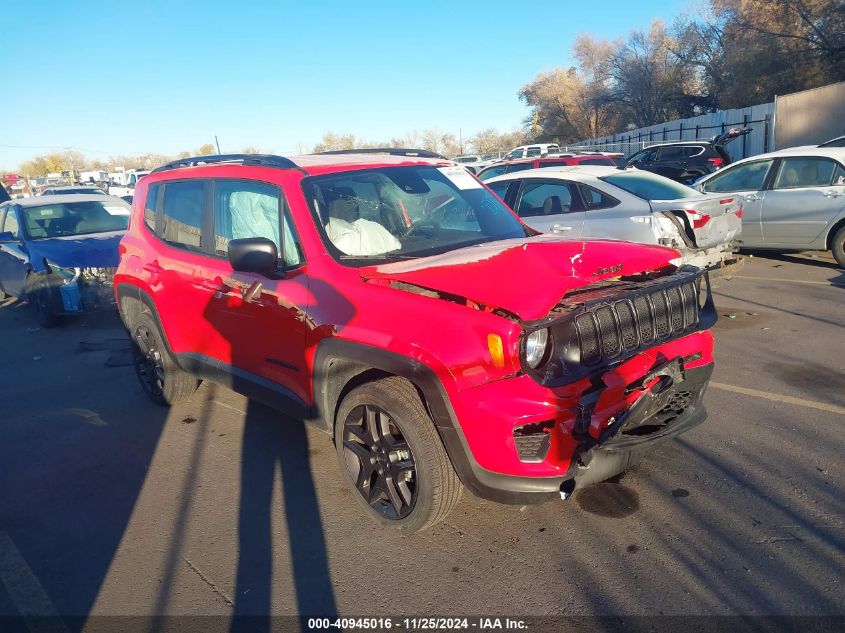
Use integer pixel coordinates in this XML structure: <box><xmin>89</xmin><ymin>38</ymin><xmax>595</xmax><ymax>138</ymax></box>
<box><xmin>150</xmin><ymin>154</ymin><xmax>299</xmax><ymax>174</ymax></box>
<box><xmin>316</xmin><ymin>148</ymin><xmax>448</xmax><ymax>160</ymax></box>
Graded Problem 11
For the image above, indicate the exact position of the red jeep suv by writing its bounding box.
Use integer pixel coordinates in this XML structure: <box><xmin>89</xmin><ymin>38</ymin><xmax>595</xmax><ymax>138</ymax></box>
<box><xmin>115</xmin><ymin>153</ymin><xmax>717</xmax><ymax>531</ymax></box>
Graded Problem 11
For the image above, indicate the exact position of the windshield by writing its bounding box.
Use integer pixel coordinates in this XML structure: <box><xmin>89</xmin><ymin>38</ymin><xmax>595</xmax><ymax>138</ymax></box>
<box><xmin>21</xmin><ymin>200</ymin><xmax>130</xmax><ymax>240</ymax></box>
<box><xmin>302</xmin><ymin>165</ymin><xmax>528</xmax><ymax>265</ymax></box>
<box><xmin>599</xmin><ymin>170</ymin><xmax>700</xmax><ymax>200</ymax></box>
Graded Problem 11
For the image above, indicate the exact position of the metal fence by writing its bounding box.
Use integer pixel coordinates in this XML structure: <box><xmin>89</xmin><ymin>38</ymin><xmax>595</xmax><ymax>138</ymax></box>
<box><xmin>569</xmin><ymin>102</ymin><xmax>776</xmax><ymax>160</ymax></box>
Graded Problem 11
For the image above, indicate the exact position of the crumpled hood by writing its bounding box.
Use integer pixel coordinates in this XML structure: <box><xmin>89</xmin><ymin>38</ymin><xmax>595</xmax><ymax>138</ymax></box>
<box><xmin>361</xmin><ymin>235</ymin><xmax>679</xmax><ymax>321</ymax></box>
<box><xmin>28</xmin><ymin>231</ymin><xmax>125</xmax><ymax>271</ymax></box>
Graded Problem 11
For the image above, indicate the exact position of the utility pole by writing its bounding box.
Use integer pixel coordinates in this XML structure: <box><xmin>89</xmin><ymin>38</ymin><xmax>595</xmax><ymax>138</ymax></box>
<box><xmin>459</xmin><ymin>128</ymin><xmax>463</xmax><ymax>155</ymax></box>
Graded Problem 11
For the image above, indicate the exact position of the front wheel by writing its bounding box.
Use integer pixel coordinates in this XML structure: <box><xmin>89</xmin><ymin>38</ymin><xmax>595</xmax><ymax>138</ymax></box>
<box><xmin>130</xmin><ymin>312</ymin><xmax>198</xmax><ymax>406</ymax></box>
<box><xmin>26</xmin><ymin>278</ymin><xmax>59</xmax><ymax>328</ymax></box>
<box><xmin>831</xmin><ymin>225</ymin><xmax>845</xmax><ymax>269</ymax></box>
<box><xmin>334</xmin><ymin>377</ymin><xmax>462</xmax><ymax>531</ymax></box>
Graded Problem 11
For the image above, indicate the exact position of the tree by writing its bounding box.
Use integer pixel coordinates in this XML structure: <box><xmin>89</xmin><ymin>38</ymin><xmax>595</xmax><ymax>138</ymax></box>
<box><xmin>196</xmin><ymin>143</ymin><xmax>216</xmax><ymax>156</ymax></box>
<box><xmin>312</xmin><ymin>132</ymin><xmax>357</xmax><ymax>153</ymax></box>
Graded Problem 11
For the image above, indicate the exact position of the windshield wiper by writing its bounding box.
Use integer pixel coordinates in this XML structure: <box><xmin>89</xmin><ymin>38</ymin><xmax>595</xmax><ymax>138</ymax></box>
<box><xmin>338</xmin><ymin>253</ymin><xmax>417</xmax><ymax>262</ymax></box>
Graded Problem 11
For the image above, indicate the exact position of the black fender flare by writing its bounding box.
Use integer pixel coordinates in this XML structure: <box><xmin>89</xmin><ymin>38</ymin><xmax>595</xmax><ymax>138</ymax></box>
<box><xmin>311</xmin><ymin>338</ymin><xmax>563</xmax><ymax>504</ymax></box>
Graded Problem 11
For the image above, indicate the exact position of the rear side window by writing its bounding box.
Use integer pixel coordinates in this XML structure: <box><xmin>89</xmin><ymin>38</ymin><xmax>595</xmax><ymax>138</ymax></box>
<box><xmin>578</xmin><ymin>184</ymin><xmax>619</xmax><ymax>210</ymax></box>
<box><xmin>702</xmin><ymin>160</ymin><xmax>774</xmax><ymax>193</ymax></box>
<box><xmin>657</xmin><ymin>146</ymin><xmax>688</xmax><ymax>161</ymax></box>
<box><xmin>161</xmin><ymin>181</ymin><xmax>205</xmax><ymax>252</ymax></box>
<box><xmin>516</xmin><ymin>181</ymin><xmax>576</xmax><ymax>217</ymax></box>
<box><xmin>526</xmin><ymin>147</ymin><xmax>542</xmax><ymax>157</ymax></box>
<box><xmin>212</xmin><ymin>180</ymin><xmax>303</xmax><ymax>267</ymax></box>
<box><xmin>579</xmin><ymin>157</ymin><xmax>615</xmax><ymax>166</ymax></box>
<box><xmin>144</xmin><ymin>184</ymin><xmax>159</xmax><ymax>232</ymax></box>
<box><xmin>773</xmin><ymin>157</ymin><xmax>838</xmax><ymax>189</ymax></box>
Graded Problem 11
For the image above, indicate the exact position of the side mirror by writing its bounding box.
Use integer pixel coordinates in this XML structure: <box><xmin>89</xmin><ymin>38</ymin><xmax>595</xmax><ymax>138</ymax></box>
<box><xmin>228</xmin><ymin>237</ymin><xmax>278</xmax><ymax>275</ymax></box>
<box><xmin>0</xmin><ymin>231</ymin><xmax>17</xmax><ymax>243</ymax></box>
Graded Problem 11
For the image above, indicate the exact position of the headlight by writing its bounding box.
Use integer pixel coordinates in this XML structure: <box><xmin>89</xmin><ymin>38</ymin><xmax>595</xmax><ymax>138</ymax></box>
<box><xmin>45</xmin><ymin>260</ymin><xmax>81</xmax><ymax>284</ymax></box>
<box><xmin>525</xmin><ymin>328</ymin><xmax>551</xmax><ymax>369</ymax></box>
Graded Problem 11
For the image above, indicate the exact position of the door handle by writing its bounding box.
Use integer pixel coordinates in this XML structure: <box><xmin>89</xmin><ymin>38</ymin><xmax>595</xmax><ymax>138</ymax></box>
<box><xmin>551</xmin><ymin>224</ymin><xmax>573</xmax><ymax>232</ymax></box>
<box><xmin>200</xmin><ymin>277</ymin><xmax>230</xmax><ymax>293</ymax></box>
<box><xmin>823</xmin><ymin>190</ymin><xmax>843</xmax><ymax>198</ymax></box>
<box><xmin>744</xmin><ymin>194</ymin><xmax>760</xmax><ymax>201</ymax></box>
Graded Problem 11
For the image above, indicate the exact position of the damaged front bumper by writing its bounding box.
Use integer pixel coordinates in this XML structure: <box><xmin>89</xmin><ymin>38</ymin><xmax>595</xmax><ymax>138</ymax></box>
<box><xmin>39</xmin><ymin>262</ymin><xmax>117</xmax><ymax>314</ymax></box>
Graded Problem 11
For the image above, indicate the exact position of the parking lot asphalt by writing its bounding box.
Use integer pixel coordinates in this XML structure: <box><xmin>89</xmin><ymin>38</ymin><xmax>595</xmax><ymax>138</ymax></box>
<box><xmin>0</xmin><ymin>251</ymin><xmax>843</xmax><ymax>627</ymax></box>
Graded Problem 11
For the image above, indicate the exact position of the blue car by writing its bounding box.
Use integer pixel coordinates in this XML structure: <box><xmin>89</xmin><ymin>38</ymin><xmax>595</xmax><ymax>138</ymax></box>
<box><xmin>0</xmin><ymin>194</ymin><xmax>130</xmax><ymax>326</ymax></box>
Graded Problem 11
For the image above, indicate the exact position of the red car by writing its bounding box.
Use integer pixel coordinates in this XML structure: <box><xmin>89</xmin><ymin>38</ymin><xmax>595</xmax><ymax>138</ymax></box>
<box><xmin>115</xmin><ymin>152</ymin><xmax>717</xmax><ymax>531</ymax></box>
<box><xmin>477</xmin><ymin>154</ymin><xmax>618</xmax><ymax>181</ymax></box>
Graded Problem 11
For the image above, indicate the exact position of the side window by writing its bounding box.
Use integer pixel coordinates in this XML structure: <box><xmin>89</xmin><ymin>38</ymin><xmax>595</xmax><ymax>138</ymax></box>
<box><xmin>213</xmin><ymin>180</ymin><xmax>303</xmax><ymax>267</ymax></box>
<box><xmin>630</xmin><ymin>147</ymin><xmax>657</xmax><ymax>163</ymax></box>
<box><xmin>703</xmin><ymin>160</ymin><xmax>774</xmax><ymax>193</ymax></box>
<box><xmin>504</xmin><ymin>163</ymin><xmax>534</xmax><ymax>174</ymax></box>
<box><xmin>515</xmin><ymin>181</ymin><xmax>575</xmax><ymax>218</ymax></box>
<box><xmin>773</xmin><ymin>157</ymin><xmax>837</xmax><ymax>189</ymax></box>
<box><xmin>834</xmin><ymin>163</ymin><xmax>845</xmax><ymax>185</ymax></box>
<box><xmin>526</xmin><ymin>147</ymin><xmax>542</xmax><ymax>157</ymax></box>
<box><xmin>144</xmin><ymin>184</ymin><xmax>159</xmax><ymax>233</ymax></box>
<box><xmin>685</xmin><ymin>146</ymin><xmax>705</xmax><ymax>157</ymax></box>
<box><xmin>578</xmin><ymin>184</ymin><xmax>619</xmax><ymax>210</ymax></box>
<box><xmin>657</xmin><ymin>146</ymin><xmax>687</xmax><ymax>161</ymax></box>
<box><xmin>2</xmin><ymin>208</ymin><xmax>20</xmax><ymax>238</ymax></box>
<box><xmin>479</xmin><ymin>165</ymin><xmax>507</xmax><ymax>181</ymax></box>
<box><xmin>161</xmin><ymin>181</ymin><xmax>205</xmax><ymax>252</ymax></box>
<box><xmin>487</xmin><ymin>180</ymin><xmax>512</xmax><ymax>201</ymax></box>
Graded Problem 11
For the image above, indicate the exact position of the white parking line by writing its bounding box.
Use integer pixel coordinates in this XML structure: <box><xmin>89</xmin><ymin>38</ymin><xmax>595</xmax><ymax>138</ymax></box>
<box><xmin>0</xmin><ymin>531</ymin><xmax>69</xmax><ymax>633</ymax></box>
<box><xmin>710</xmin><ymin>382</ymin><xmax>845</xmax><ymax>416</ymax></box>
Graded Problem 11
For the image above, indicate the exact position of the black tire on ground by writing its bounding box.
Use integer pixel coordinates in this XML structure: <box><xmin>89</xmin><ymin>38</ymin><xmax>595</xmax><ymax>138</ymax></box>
<box><xmin>831</xmin><ymin>225</ymin><xmax>845</xmax><ymax>269</ymax></box>
<box><xmin>334</xmin><ymin>376</ymin><xmax>462</xmax><ymax>532</ymax></box>
<box><xmin>129</xmin><ymin>311</ymin><xmax>198</xmax><ymax>406</ymax></box>
<box><xmin>26</xmin><ymin>279</ymin><xmax>59</xmax><ymax>328</ymax></box>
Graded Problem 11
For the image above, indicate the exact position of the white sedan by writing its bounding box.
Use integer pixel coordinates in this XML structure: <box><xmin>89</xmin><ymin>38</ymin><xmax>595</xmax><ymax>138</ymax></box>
<box><xmin>487</xmin><ymin>165</ymin><xmax>743</xmax><ymax>270</ymax></box>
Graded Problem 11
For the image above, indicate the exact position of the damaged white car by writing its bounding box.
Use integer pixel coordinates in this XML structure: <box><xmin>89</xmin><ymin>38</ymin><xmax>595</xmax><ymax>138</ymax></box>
<box><xmin>486</xmin><ymin>166</ymin><xmax>742</xmax><ymax>269</ymax></box>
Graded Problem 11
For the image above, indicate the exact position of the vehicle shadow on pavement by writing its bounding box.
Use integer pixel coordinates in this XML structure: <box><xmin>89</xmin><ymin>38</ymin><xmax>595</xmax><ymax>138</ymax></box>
<box><xmin>741</xmin><ymin>250</ymin><xmax>841</xmax><ymax>271</ymax></box>
<box><xmin>0</xmin><ymin>301</ymin><xmax>169</xmax><ymax>631</ymax></box>
<box><xmin>231</xmin><ymin>400</ymin><xmax>339</xmax><ymax>630</ymax></box>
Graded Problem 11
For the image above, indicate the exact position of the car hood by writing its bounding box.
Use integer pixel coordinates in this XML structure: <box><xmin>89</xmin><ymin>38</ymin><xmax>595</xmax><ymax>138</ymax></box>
<box><xmin>27</xmin><ymin>231</ymin><xmax>125</xmax><ymax>270</ymax></box>
<box><xmin>361</xmin><ymin>235</ymin><xmax>679</xmax><ymax>321</ymax></box>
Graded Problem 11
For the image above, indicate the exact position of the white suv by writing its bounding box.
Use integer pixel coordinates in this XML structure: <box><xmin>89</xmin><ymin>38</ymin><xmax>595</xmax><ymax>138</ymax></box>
<box><xmin>503</xmin><ymin>144</ymin><xmax>560</xmax><ymax>160</ymax></box>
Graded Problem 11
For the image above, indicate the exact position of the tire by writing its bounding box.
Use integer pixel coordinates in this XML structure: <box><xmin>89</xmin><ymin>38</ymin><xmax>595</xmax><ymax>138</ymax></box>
<box><xmin>831</xmin><ymin>225</ymin><xmax>845</xmax><ymax>269</ymax></box>
<box><xmin>129</xmin><ymin>312</ymin><xmax>198</xmax><ymax>406</ymax></box>
<box><xmin>334</xmin><ymin>376</ymin><xmax>462</xmax><ymax>532</ymax></box>
<box><xmin>26</xmin><ymin>277</ymin><xmax>59</xmax><ymax>328</ymax></box>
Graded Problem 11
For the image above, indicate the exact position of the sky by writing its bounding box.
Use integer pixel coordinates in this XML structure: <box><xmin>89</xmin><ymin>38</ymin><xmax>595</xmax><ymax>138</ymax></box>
<box><xmin>1</xmin><ymin>0</ymin><xmax>691</xmax><ymax>170</ymax></box>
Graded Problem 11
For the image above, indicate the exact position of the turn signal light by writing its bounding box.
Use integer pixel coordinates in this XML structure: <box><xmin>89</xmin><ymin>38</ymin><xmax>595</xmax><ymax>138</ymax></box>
<box><xmin>487</xmin><ymin>334</ymin><xmax>505</xmax><ymax>369</ymax></box>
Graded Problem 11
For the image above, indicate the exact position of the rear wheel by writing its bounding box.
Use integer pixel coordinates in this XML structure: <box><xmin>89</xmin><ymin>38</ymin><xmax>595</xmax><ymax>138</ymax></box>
<box><xmin>831</xmin><ymin>226</ymin><xmax>845</xmax><ymax>269</ymax></box>
<box><xmin>334</xmin><ymin>377</ymin><xmax>462</xmax><ymax>532</ymax></box>
<box><xmin>130</xmin><ymin>312</ymin><xmax>198</xmax><ymax>406</ymax></box>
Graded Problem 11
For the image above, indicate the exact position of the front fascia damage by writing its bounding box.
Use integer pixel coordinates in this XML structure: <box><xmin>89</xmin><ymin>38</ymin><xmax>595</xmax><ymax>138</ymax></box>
<box><xmin>41</xmin><ymin>260</ymin><xmax>116</xmax><ymax>313</ymax></box>
<box><xmin>518</xmin><ymin>265</ymin><xmax>717</xmax><ymax>387</ymax></box>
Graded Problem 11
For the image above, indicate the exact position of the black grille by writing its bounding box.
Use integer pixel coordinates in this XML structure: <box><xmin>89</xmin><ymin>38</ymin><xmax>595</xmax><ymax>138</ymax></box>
<box><xmin>573</xmin><ymin>280</ymin><xmax>700</xmax><ymax>367</ymax></box>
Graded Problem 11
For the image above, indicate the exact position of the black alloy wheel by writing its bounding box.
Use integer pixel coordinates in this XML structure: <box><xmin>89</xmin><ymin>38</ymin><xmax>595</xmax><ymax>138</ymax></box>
<box><xmin>341</xmin><ymin>404</ymin><xmax>417</xmax><ymax>520</ymax></box>
<box><xmin>132</xmin><ymin>322</ymin><xmax>166</xmax><ymax>402</ymax></box>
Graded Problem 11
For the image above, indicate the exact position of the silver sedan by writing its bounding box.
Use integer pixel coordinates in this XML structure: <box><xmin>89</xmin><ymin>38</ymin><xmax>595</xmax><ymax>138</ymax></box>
<box><xmin>693</xmin><ymin>147</ymin><xmax>845</xmax><ymax>268</ymax></box>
